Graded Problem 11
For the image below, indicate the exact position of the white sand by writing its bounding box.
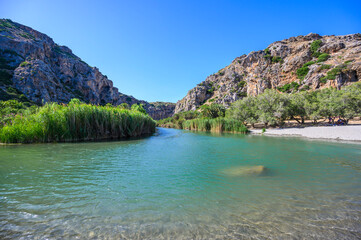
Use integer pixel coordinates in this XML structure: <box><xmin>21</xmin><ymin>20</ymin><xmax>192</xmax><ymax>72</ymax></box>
<box><xmin>251</xmin><ymin>125</ymin><xmax>361</xmax><ymax>141</ymax></box>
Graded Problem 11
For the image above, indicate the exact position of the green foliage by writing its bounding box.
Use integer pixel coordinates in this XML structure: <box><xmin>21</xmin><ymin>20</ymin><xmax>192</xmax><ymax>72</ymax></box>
<box><xmin>218</xmin><ymin>70</ymin><xmax>225</xmax><ymax>76</ymax></box>
<box><xmin>319</xmin><ymin>64</ymin><xmax>332</xmax><ymax>70</ymax></box>
<box><xmin>296</xmin><ymin>66</ymin><xmax>310</xmax><ymax>80</ymax></box>
<box><xmin>304</xmin><ymin>61</ymin><xmax>315</xmax><ymax>67</ymax></box>
<box><xmin>0</xmin><ymin>100</ymin><xmax>34</xmax><ymax>127</ymax></box>
<box><xmin>319</xmin><ymin>76</ymin><xmax>327</xmax><ymax>84</ymax></box>
<box><xmin>277</xmin><ymin>81</ymin><xmax>299</xmax><ymax>93</ymax></box>
<box><xmin>131</xmin><ymin>103</ymin><xmax>147</xmax><ymax>114</ymax></box>
<box><xmin>119</xmin><ymin>103</ymin><xmax>130</xmax><ymax>109</ymax></box>
<box><xmin>310</xmin><ymin>40</ymin><xmax>322</xmax><ymax>57</ymax></box>
<box><xmin>227</xmin><ymin>82</ymin><xmax>361</xmax><ymax>126</ymax></box>
<box><xmin>264</xmin><ymin>48</ymin><xmax>270</xmax><ymax>55</ymax></box>
<box><xmin>316</xmin><ymin>53</ymin><xmax>330</xmax><ymax>62</ymax></box>
<box><xmin>0</xmin><ymin>19</ymin><xmax>16</xmax><ymax>29</ymax></box>
<box><xmin>325</xmin><ymin>64</ymin><xmax>347</xmax><ymax>80</ymax></box>
<box><xmin>262</xmin><ymin>128</ymin><xmax>266</xmax><ymax>133</ymax></box>
<box><xmin>271</xmin><ymin>56</ymin><xmax>283</xmax><ymax>64</ymax></box>
<box><xmin>0</xmin><ymin>99</ymin><xmax>156</xmax><ymax>143</ymax></box>
<box><xmin>238</xmin><ymin>80</ymin><xmax>246</xmax><ymax>88</ymax></box>
<box><xmin>344</xmin><ymin>60</ymin><xmax>353</xmax><ymax>64</ymax></box>
<box><xmin>182</xmin><ymin>118</ymin><xmax>248</xmax><ymax>133</ymax></box>
<box><xmin>19</xmin><ymin>32</ymin><xmax>35</xmax><ymax>40</ymax></box>
<box><xmin>20</xmin><ymin>61</ymin><xmax>30</xmax><ymax>67</ymax></box>
<box><xmin>200</xmin><ymin>104</ymin><xmax>226</xmax><ymax>118</ymax></box>
<box><xmin>207</xmin><ymin>86</ymin><xmax>215</xmax><ymax>94</ymax></box>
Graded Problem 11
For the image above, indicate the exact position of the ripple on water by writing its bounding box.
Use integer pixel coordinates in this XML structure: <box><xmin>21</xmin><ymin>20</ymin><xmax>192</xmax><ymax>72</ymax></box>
<box><xmin>0</xmin><ymin>128</ymin><xmax>361</xmax><ymax>239</ymax></box>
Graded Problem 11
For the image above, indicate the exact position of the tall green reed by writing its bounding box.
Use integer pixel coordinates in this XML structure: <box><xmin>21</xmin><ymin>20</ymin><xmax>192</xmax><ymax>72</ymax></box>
<box><xmin>0</xmin><ymin>99</ymin><xmax>156</xmax><ymax>143</ymax></box>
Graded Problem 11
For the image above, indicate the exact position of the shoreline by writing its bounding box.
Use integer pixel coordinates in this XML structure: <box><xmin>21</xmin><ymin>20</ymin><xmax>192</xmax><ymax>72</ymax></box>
<box><xmin>251</xmin><ymin>125</ymin><xmax>361</xmax><ymax>142</ymax></box>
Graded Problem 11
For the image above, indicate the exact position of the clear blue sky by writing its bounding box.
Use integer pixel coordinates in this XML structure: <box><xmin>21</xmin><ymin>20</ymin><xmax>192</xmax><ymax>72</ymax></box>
<box><xmin>1</xmin><ymin>0</ymin><xmax>360</xmax><ymax>102</ymax></box>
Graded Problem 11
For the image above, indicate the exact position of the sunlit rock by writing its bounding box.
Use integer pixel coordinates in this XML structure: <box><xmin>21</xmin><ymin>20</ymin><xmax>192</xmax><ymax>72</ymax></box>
<box><xmin>221</xmin><ymin>165</ymin><xmax>266</xmax><ymax>176</ymax></box>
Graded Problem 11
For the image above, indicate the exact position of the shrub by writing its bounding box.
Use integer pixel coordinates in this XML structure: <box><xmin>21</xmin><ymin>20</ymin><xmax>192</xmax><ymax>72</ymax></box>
<box><xmin>296</xmin><ymin>66</ymin><xmax>309</xmax><ymax>80</ymax></box>
<box><xmin>277</xmin><ymin>81</ymin><xmax>299</xmax><ymax>92</ymax></box>
<box><xmin>20</xmin><ymin>61</ymin><xmax>30</xmax><ymax>67</ymax></box>
<box><xmin>200</xmin><ymin>104</ymin><xmax>226</xmax><ymax>118</ymax></box>
<box><xmin>317</xmin><ymin>53</ymin><xmax>330</xmax><ymax>62</ymax></box>
<box><xmin>319</xmin><ymin>64</ymin><xmax>332</xmax><ymax>70</ymax></box>
<box><xmin>344</xmin><ymin>60</ymin><xmax>354</xmax><ymax>64</ymax></box>
<box><xmin>207</xmin><ymin>86</ymin><xmax>215</xmax><ymax>94</ymax></box>
<box><xmin>319</xmin><ymin>76</ymin><xmax>327</xmax><ymax>84</ymax></box>
<box><xmin>310</xmin><ymin>40</ymin><xmax>322</xmax><ymax>57</ymax></box>
<box><xmin>303</xmin><ymin>61</ymin><xmax>315</xmax><ymax>67</ymax></box>
<box><xmin>238</xmin><ymin>80</ymin><xmax>246</xmax><ymax>88</ymax></box>
<box><xmin>271</xmin><ymin>56</ymin><xmax>283</xmax><ymax>63</ymax></box>
<box><xmin>325</xmin><ymin>65</ymin><xmax>347</xmax><ymax>80</ymax></box>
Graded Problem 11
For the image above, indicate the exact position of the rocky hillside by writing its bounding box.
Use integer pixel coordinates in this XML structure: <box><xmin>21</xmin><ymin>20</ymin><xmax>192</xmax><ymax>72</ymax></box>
<box><xmin>175</xmin><ymin>33</ymin><xmax>361</xmax><ymax>113</ymax></box>
<box><xmin>0</xmin><ymin>19</ymin><xmax>174</xmax><ymax>120</ymax></box>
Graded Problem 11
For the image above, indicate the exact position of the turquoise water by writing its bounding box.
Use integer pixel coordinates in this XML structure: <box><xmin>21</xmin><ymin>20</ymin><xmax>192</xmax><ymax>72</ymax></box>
<box><xmin>1</xmin><ymin>128</ymin><xmax>361</xmax><ymax>239</ymax></box>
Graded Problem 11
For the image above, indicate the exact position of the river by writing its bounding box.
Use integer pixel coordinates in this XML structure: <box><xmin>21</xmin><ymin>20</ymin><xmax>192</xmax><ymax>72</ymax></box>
<box><xmin>1</xmin><ymin>128</ymin><xmax>360</xmax><ymax>239</ymax></box>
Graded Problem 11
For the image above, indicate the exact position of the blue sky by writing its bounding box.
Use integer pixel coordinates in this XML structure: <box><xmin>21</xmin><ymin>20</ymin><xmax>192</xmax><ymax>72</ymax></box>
<box><xmin>1</xmin><ymin>0</ymin><xmax>360</xmax><ymax>102</ymax></box>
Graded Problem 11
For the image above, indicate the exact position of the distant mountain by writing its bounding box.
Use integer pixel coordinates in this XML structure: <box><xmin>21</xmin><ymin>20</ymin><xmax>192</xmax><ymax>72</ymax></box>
<box><xmin>0</xmin><ymin>19</ymin><xmax>175</xmax><ymax>119</ymax></box>
<box><xmin>175</xmin><ymin>33</ymin><xmax>361</xmax><ymax>113</ymax></box>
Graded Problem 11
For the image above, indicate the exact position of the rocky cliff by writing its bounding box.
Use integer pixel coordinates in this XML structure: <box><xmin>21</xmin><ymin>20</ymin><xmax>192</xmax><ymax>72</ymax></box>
<box><xmin>0</xmin><ymin>19</ymin><xmax>174</xmax><ymax>120</ymax></box>
<box><xmin>175</xmin><ymin>33</ymin><xmax>361</xmax><ymax>113</ymax></box>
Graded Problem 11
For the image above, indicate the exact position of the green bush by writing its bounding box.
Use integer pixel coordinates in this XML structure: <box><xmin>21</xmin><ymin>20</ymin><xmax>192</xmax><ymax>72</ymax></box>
<box><xmin>317</xmin><ymin>53</ymin><xmax>330</xmax><ymax>62</ymax></box>
<box><xmin>277</xmin><ymin>81</ymin><xmax>299</xmax><ymax>92</ymax></box>
<box><xmin>310</xmin><ymin>40</ymin><xmax>322</xmax><ymax>57</ymax></box>
<box><xmin>200</xmin><ymin>104</ymin><xmax>226</xmax><ymax>118</ymax></box>
<box><xmin>319</xmin><ymin>77</ymin><xmax>327</xmax><ymax>84</ymax></box>
<box><xmin>271</xmin><ymin>56</ymin><xmax>283</xmax><ymax>63</ymax></box>
<box><xmin>325</xmin><ymin>65</ymin><xmax>347</xmax><ymax>80</ymax></box>
<box><xmin>238</xmin><ymin>80</ymin><xmax>246</xmax><ymax>88</ymax></box>
<box><xmin>20</xmin><ymin>61</ymin><xmax>30</xmax><ymax>67</ymax></box>
<box><xmin>296</xmin><ymin>66</ymin><xmax>309</xmax><ymax>80</ymax></box>
<box><xmin>303</xmin><ymin>61</ymin><xmax>315</xmax><ymax>67</ymax></box>
<box><xmin>319</xmin><ymin>64</ymin><xmax>332</xmax><ymax>70</ymax></box>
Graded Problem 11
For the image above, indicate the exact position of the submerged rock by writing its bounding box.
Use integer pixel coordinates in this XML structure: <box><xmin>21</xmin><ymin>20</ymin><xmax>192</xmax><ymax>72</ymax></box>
<box><xmin>221</xmin><ymin>165</ymin><xmax>266</xmax><ymax>176</ymax></box>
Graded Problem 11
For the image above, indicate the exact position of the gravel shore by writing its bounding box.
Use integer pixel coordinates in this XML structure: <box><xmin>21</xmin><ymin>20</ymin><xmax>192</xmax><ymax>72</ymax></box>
<box><xmin>251</xmin><ymin>125</ymin><xmax>361</xmax><ymax>142</ymax></box>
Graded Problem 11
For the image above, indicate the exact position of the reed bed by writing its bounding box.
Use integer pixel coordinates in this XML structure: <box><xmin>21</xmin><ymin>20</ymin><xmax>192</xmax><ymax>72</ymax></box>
<box><xmin>0</xmin><ymin>100</ymin><xmax>156</xmax><ymax>143</ymax></box>
<box><xmin>182</xmin><ymin>118</ymin><xmax>248</xmax><ymax>133</ymax></box>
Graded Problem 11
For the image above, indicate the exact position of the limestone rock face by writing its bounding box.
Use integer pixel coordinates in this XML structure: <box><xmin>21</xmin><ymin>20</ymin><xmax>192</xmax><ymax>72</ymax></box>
<box><xmin>175</xmin><ymin>33</ymin><xmax>361</xmax><ymax>113</ymax></box>
<box><xmin>0</xmin><ymin>19</ymin><xmax>175</xmax><ymax>119</ymax></box>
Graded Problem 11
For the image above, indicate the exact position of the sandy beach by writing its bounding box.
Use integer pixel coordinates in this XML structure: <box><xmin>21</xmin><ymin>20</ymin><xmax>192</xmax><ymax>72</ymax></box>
<box><xmin>251</xmin><ymin>125</ymin><xmax>361</xmax><ymax>142</ymax></box>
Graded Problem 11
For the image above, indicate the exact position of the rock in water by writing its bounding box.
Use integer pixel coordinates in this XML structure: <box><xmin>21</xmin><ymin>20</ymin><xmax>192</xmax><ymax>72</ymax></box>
<box><xmin>221</xmin><ymin>165</ymin><xmax>266</xmax><ymax>176</ymax></box>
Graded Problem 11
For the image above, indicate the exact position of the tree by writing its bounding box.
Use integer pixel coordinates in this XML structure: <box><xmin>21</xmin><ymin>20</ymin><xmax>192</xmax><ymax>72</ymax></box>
<box><xmin>226</xmin><ymin>96</ymin><xmax>258</xmax><ymax>127</ymax></box>
<box><xmin>200</xmin><ymin>104</ymin><xmax>225</xmax><ymax>118</ymax></box>
<box><xmin>256</xmin><ymin>89</ymin><xmax>290</xmax><ymax>127</ymax></box>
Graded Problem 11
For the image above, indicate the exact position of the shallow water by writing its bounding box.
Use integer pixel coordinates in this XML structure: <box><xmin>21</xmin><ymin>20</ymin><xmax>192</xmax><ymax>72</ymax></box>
<box><xmin>1</xmin><ymin>128</ymin><xmax>361</xmax><ymax>239</ymax></box>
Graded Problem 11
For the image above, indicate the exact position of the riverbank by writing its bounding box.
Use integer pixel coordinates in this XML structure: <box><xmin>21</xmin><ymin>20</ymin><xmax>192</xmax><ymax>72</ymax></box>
<box><xmin>251</xmin><ymin>125</ymin><xmax>361</xmax><ymax>141</ymax></box>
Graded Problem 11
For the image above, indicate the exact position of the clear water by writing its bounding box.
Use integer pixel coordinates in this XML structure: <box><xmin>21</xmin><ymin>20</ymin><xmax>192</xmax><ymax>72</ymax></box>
<box><xmin>1</xmin><ymin>128</ymin><xmax>361</xmax><ymax>239</ymax></box>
